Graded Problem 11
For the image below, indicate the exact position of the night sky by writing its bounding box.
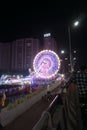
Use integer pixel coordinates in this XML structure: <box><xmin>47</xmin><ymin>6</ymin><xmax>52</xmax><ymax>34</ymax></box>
<box><xmin>0</xmin><ymin>1</ymin><xmax>87</xmax><ymax>66</ymax></box>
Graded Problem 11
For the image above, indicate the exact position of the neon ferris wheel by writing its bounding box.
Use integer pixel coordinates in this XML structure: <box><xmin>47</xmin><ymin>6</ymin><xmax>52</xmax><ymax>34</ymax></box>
<box><xmin>33</xmin><ymin>50</ymin><xmax>61</xmax><ymax>79</ymax></box>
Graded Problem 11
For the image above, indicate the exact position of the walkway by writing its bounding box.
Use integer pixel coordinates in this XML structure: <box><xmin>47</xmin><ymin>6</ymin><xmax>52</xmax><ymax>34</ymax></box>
<box><xmin>3</xmin><ymin>99</ymin><xmax>51</xmax><ymax>130</ymax></box>
<box><xmin>2</xmin><ymin>86</ymin><xmax>61</xmax><ymax>130</ymax></box>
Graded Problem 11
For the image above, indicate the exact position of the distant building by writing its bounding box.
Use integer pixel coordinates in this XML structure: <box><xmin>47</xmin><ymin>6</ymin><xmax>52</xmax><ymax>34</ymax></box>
<box><xmin>0</xmin><ymin>43</ymin><xmax>2</xmax><ymax>70</ymax></box>
<box><xmin>0</xmin><ymin>36</ymin><xmax>59</xmax><ymax>74</ymax></box>
<box><xmin>43</xmin><ymin>33</ymin><xmax>57</xmax><ymax>52</ymax></box>
<box><xmin>0</xmin><ymin>38</ymin><xmax>40</xmax><ymax>73</ymax></box>
<box><xmin>11</xmin><ymin>38</ymin><xmax>40</xmax><ymax>72</ymax></box>
<box><xmin>11</xmin><ymin>39</ymin><xmax>24</xmax><ymax>71</ymax></box>
<box><xmin>0</xmin><ymin>42</ymin><xmax>11</xmax><ymax>72</ymax></box>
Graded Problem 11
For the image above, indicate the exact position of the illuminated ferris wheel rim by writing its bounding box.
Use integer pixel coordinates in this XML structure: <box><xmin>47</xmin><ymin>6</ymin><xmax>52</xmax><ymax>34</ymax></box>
<box><xmin>33</xmin><ymin>50</ymin><xmax>61</xmax><ymax>79</ymax></box>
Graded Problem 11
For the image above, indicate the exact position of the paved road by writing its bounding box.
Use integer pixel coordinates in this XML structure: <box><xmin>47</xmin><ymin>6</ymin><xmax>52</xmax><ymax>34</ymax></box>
<box><xmin>2</xmin><ymin>86</ymin><xmax>61</xmax><ymax>130</ymax></box>
<box><xmin>2</xmin><ymin>99</ymin><xmax>51</xmax><ymax>130</ymax></box>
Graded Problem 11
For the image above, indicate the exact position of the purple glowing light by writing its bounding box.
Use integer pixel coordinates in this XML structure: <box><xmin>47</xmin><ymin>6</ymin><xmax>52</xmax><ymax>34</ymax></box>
<box><xmin>33</xmin><ymin>50</ymin><xmax>61</xmax><ymax>79</ymax></box>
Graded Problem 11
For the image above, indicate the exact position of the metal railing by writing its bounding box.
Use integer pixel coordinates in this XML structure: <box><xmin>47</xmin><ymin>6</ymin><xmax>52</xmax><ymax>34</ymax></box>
<box><xmin>32</xmin><ymin>81</ymin><xmax>83</xmax><ymax>130</ymax></box>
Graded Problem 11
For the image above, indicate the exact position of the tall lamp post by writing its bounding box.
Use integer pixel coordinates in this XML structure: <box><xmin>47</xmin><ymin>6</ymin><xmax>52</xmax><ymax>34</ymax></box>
<box><xmin>68</xmin><ymin>21</ymin><xmax>79</xmax><ymax>73</ymax></box>
<box><xmin>60</xmin><ymin>50</ymin><xmax>65</xmax><ymax>74</ymax></box>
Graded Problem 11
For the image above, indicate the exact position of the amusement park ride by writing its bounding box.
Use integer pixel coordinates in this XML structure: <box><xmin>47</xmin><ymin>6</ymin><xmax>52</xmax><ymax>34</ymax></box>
<box><xmin>0</xmin><ymin>50</ymin><xmax>63</xmax><ymax>97</ymax></box>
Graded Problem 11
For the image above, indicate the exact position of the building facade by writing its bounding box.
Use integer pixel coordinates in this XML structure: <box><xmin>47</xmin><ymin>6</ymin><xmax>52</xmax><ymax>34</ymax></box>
<box><xmin>11</xmin><ymin>38</ymin><xmax>40</xmax><ymax>72</ymax></box>
<box><xmin>0</xmin><ymin>42</ymin><xmax>11</xmax><ymax>72</ymax></box>
<box><xmin>0</xmin><ymin>36</ymin><xmax>58</xmax><ymax>74</ymax></box>
<box><xmin>0</xmin><ymin>38</ymin><xmax>40</xmax><ymax>73</ymax></box>
<box><xmin>43</xmin><ymin>34</ymin><xmax>57</xmax><ymax>53</ymax></box>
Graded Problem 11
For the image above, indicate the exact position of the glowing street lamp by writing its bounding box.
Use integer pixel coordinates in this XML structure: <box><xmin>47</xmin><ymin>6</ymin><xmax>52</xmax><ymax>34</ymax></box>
<box><xmin>61</xmin><ymin>50</ymin><xmax>65</xmax><ymax>54</ymax></box>
<box><xmin>74</xmin><ymin>21</ymin><xmax>79</xmax><ymax>27</ymax></box>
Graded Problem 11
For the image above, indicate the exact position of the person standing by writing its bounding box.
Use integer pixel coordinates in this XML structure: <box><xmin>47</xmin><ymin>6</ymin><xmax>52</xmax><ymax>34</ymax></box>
<box><xmin>1</xmin><ymin>92</ymin><xmax>6</xmax><ymax>107</ymax></box>
<box><xmin>71</xmin><ymin>65</ymin><xmax>87</xmax><ymax>129</ymax></box>
<box><xmin>72</xmin><ymin>65</ymin><xmax>87</xmax><ymax>104</ymax></box>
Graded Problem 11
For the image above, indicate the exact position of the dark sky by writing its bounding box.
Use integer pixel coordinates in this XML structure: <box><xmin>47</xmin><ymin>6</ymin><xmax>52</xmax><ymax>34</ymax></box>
<box><xmin>0</xmin><ymin>1</ymin><xmax>87</xmax><ymax>66</ymax></box>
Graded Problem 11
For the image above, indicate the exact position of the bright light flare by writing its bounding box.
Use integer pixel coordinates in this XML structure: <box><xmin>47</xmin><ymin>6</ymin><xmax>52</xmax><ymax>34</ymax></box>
<box><xmin>74</xmin><ymin>21</ymin><xmax>79</xmax><ymax>27</ymax></box>
<box><xmin>61</xmin><ymin>50</ymin><xmax>65</xmax><ymax>54</ymax></box>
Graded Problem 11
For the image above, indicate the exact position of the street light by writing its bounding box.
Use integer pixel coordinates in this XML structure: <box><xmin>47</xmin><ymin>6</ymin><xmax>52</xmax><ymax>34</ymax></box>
<box><xmin>68</xmin><ymin>20</ymin><xmax>79</xmax><ymax>73</ymax></box>
<box><xmin>74</xmin><ymin>21</ymin><xmax>79</xmax><ymax>27</ymax></box>
<box><xmin>61</xmin><ymin>50</ymin><xmax>65</xmax><ymax>54</ymax></box>
<box><xmin>60</xmin><ymin>50</ymin><xmax>65</xmax><ymax>74</ymax></box>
